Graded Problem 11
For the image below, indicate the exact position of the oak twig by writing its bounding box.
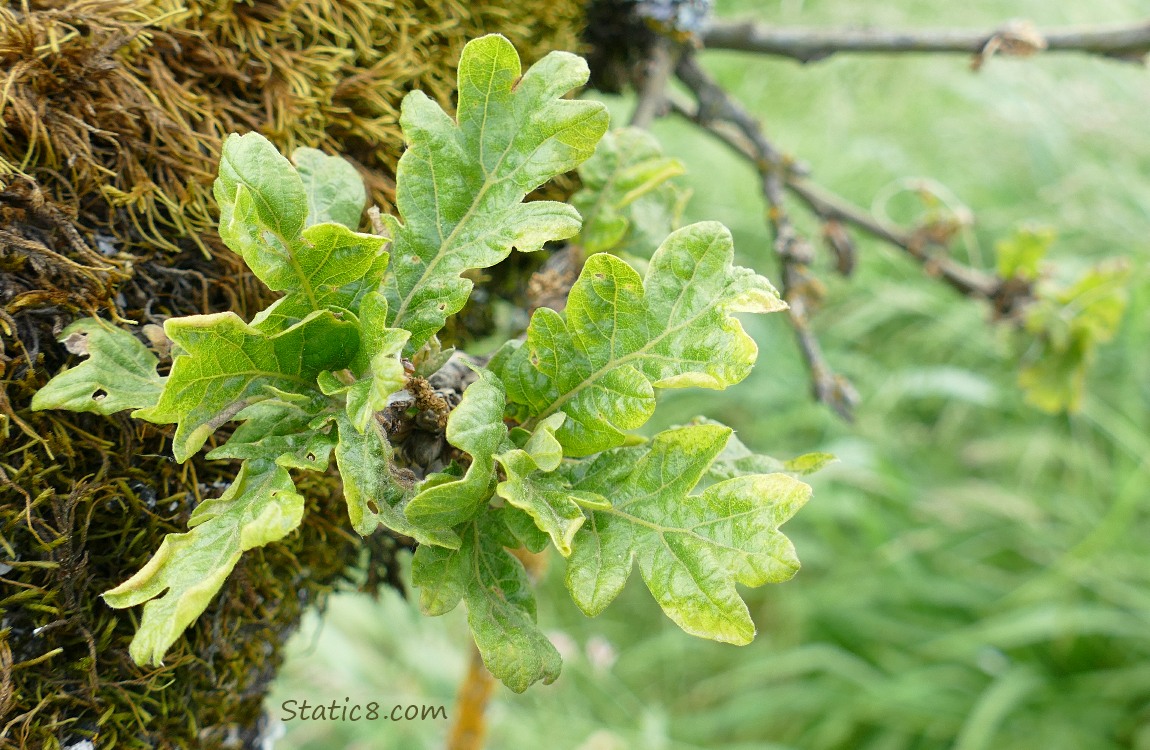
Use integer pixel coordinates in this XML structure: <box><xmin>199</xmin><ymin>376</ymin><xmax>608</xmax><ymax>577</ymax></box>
<box><xmin>630</xmin><ymin>36</ymin><xmax>679</xmax><ymax>128</ymax></box>
<box><xmin>785</xmin><ymin>177</ymin><xmax>1002</xmax><ymax>301</ymax></box>
<box><xmin>445</xmin><ymin>645</ymin><xmax>497</xmax><ymax>750</ymax></box>
<box><xmin>672</xmin><ymin>49</ymin><xmax>1045</xmax><ymax>416</ymax></box>
<box><xmin>675</xmin><ymin>54</ymin><xmax>859</xmax><ymax>418</ymax></box>
<box><xmin>672</xmin><ymin>55</ymin><xmax>1025</xmax><ymax>308</ymax></box>
<box><xmin>701</xmin><ymin>18</ymin><xmax>1150</xmax><ymax>65</ymax></box>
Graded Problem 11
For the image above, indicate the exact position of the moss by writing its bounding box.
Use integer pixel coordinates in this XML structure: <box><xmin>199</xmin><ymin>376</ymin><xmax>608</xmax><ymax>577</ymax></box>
<box><xmin>0</xmin><ymin>1</ymin><xmax>588</xmax><ymax>747</ymax></box>
<box><xmin>0</xmin><ymin>0</ymin><xmax>586</xmax><ymax>253</ymax></box>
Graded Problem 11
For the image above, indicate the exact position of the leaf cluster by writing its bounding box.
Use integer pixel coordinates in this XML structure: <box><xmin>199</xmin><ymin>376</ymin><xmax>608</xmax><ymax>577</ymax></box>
<box><xmin>995</xmin><ymin>229</ymin><xmax>1132</xmax><ymax>413</ymax></box>
<box><xmin>32</xmin><ymin>35</ymin><xmax>809</xmax><ymax>690</ymax></box>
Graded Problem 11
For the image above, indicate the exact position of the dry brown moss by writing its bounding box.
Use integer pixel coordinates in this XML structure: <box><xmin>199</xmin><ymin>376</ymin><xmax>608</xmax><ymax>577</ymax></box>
<box><xmin>0</xmin><ymin>0</ymin><xmax>586</xmax><ymax>251</ymax></box>
<box><xmin>0</xmin><ymin>1</ymin><xmax>588</xmax><ymax>747</ymax></box>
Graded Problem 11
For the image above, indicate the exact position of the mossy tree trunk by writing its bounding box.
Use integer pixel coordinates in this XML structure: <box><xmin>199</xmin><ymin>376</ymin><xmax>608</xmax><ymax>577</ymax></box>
<box><xmin>0</xmin><ymin>2</ymin><xmax>585</xmax><ymax>747</ymax></box>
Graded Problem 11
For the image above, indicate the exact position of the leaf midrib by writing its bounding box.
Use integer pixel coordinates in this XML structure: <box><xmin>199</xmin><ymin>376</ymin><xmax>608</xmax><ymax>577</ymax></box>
<box><xmin>234</xmin><ymin>175</ymin><xmax>321</xmax><ymax>311</ymax></box>
<box><xmin>390</xmin><ymin>100</ymin><xmax>603</xmax><ymax>329</ymax></box>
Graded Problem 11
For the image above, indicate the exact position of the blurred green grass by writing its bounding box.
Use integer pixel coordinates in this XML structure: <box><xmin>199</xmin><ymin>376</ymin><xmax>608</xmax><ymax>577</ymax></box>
<box><xmin>268</xmin><ymin>1</ymin><xmax>1150</xmax><ymax>747</ymax></box>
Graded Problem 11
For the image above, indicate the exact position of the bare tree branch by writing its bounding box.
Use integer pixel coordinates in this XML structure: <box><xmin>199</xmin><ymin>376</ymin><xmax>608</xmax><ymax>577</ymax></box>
<box><xmin>785</xmin><ymin>177</ymin><xmax>1003</xmax><ymax>301</ymax></box>
<box><xmin>630</xmin><ymin>37</ymin><xmax>678</xmax><ymax>128</ymax></box>
<box><xmin>675</xmin><ymin>54</ymin><xmax>859</xmax><ymax>419</ymax></box>
<box><xmin>672</xmin><ymin>54</ymin><xmax>1022</xmax><ymax>307</ymax></box>
<box><xmin>670</xmin><ymin>49</ymin><xmax>1047</xmax><ymax>415</ymax></box>
<box><xmin>701</xmin><ymin>18</ymin><xmax>1150</xmax><ymax>65</ymax></box>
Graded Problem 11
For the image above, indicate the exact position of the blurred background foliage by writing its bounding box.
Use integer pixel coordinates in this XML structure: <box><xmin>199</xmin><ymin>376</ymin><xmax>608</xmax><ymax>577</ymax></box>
<box><xmin>269</xmin><ymin>0</ymin><xmax>1150</xmax><ymax>747</ymax></box>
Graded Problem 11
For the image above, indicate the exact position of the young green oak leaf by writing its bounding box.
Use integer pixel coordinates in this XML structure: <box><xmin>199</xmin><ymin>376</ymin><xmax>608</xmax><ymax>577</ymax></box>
<box><xmin>102</xmin><ymin>459</ymin><xmax>305</xmax><ymax>666</ymax></box>
<box><xmin>564</xmin><ymin>424</ymin><xmax>810</xmax><ymax>645</ymax></box>
<box><xmin>292</xmin><ymin>146</ymin><xmax>368</xmax><ymax>229</ymax></box>
<box><xmin>412</xmin><ymin>512</ymin><xmax>561</xmax><ymax>692</ymax></box>
<box><xmin>206</xmin><ymin>398</ymin><xmax>336</xmax><ymax>472</ymax></box>
<box><xmin>996</xmin><ymin>227</ymin><xmax>1054</xmax><ymax>282</ymax></box>
<box><xmin>382</xmin><ymin>34</ymin><xmax>610</xmax><ymax>354</ymax></box>
<box><xmin>332</xmin><ymin>411</ymin><xmax>459</xmax><ymax>548</ymax></box>
<box><xmin>496</xmin><ymin>221</ymin><xmax>786</xmax><ymax>456</ymax></box>
<box><xmin>494</xmin><ymin>413</ymin><xmax>609</xmax><ymax>556</ymax></box>
<box><xmin>31</xmin><ymin>318</ymin><xmax>164</xmax><ymax>415</ymax></box>
<box><xmin>1017</xmin><ymin>259</ymin><xmax>1130</xmax><ymax>413</ymax></box>
<box><xmin>318</xmin><ymin>291</ymin><xmax>410</xmax><ymax>432</ymax></box>
<box><xmin>214</xmin><ymin>132</ymin><xmax>389</xmax><ymax>330</ymax></box>
<box><xmin>404</xmin><ymin>369</ymin><xmax>507</xmax><ymax>529</ymax></box>
<box><xmin>134</xmin><ymin>310</ymin><xmax>358</xmax><ymax>462</ymax></box>
<box><xmin>573</xmin><ymin>127</ymin><xmax>688</xmax><ymax>255</ymax></box>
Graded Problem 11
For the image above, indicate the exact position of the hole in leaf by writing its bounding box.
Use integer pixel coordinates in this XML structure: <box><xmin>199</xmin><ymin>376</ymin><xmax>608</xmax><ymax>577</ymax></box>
<box><xmin>366</xmin><ymin>501</ymin><xmax>380</xmax><ymax>514</ymax></box>
<box><xmin>63</xmin><ymin>332</ymin><xmax>89</xmax><ymax>356</ymax></box>
<box><xmin>594</xmin><ymin>272</ymin><xmax>605</xmax><ymax>280</ymax></box>
<box><xmin>437</xmin><ymin>303</ymin><xmax>446</xmax><ymax>311</ymax></box>
<box><xmin>92</xmin><ymin>389</ymin><xmax>107</xmax><ymax>401</ymax></box>
<box><xmin>306</xmin><ymin>453</ymin><xmax>317</xmax><ymax>463</ymax></box>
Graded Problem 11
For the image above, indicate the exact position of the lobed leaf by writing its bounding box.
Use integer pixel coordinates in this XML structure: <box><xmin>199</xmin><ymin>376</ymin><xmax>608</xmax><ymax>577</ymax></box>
<box><xmin>103</xmin><ymin>459</ymin><xmax>305</xmax><ymax>666</ymax></box>
<box><xmin>412</xmin><ymin>513</ymin><xmax>561</xmax><ymax>692</ymax></box>
<box><xmin>31</xmin><ymin>318</ymin><xmax>164</xmax><ymax>415</ymax></box>
<box><xmin>214</xmin><ymin>132</ymin><xmax>388</xmax><ymax>329</ymax></box>
<box><xmin>292</xmin><ymin>146</ymin><xmax>367</xmax><ymax>229</ymax></box>
<box><xmin>206</xmin><ymin>398</ymin><xmax>336</xmax><ymax>472</ymax></box>
<box><xmin>564</xmin><ymin>424</ymin><xmax>810</xmax><ymax>645</ymax></box>
<box><xmin>383</xmin><ymin>34</ymin><xmax>610</xmax><ymax>353</ymax></box>
<box><xmin>332</xmin><ymin>411</ymin><xmax>459</xmax><ymax>548</ymax></box>
<box><xmin>135</xmin><ymin>310</ymin><xmax>358</xmax><ymax>462</ymax></box>
<box><xmin>494</xmin><ymin>413</ymin><xmax>608</xmax><ymax>556</ymax></box>
<box><xmin>318</xmin><ymin>291</ymin><xmax>410</xmax><ymax>433</ymax></box>
<box><xmin>496</xmin><ymin>221</ymin><xmax>786</xmax><ymax>456</ymax></box>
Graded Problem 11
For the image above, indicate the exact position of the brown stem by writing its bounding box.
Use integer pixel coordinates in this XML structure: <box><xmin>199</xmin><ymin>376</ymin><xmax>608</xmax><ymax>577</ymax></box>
<box><xmin>675</xmin><ymin>54</ymin><xmax>858</xmax><ymax>418</ymax></box>
<box><xmin>630</xmin><ymin>37</ymin><xmax>678</xmax><ymax>128</ymax></box>
<box><xmin>445</xmin><ymin>645</ymin><xmax>497</xmax><ymax>750</ymax></box>
<box><xmin>786</xmin><ymin>177</ymin><xmax>1001</xmax><ymax>300</ymax></box>
<box><xmin>701</xmin><ymin>18</ymin><xmax>1150</xmax><ymax>64</ymax></box>
<box><xmin>672</xmin><ymin>56</ymin><xmax>1006</xmax><ymax>303</ymax></box>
